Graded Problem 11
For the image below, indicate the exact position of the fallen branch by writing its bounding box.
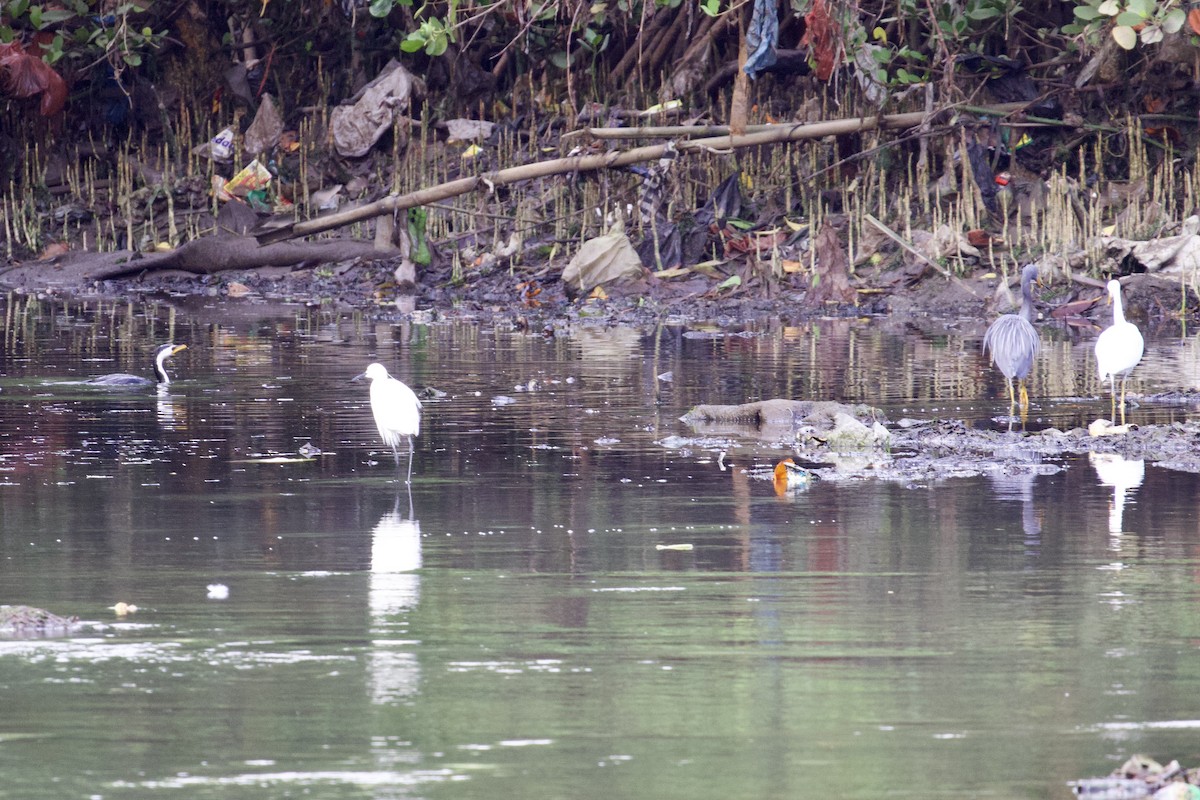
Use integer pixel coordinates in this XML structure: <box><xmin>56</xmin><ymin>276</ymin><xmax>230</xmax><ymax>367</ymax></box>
<box><xmin>257</xmin><ymin>101</ymin><xmax>1031</xmax><ymax>245</ymax></box>
<box><xmin>0</xmin><ymin>236</ymin><xmax>396</xmax><ymax>286</ymax></box>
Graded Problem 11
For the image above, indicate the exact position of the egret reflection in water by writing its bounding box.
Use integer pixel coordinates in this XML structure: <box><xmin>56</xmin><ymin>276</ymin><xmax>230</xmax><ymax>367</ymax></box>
<box><xmin>368</xmin><ymin>494</ymin><xmax>422</xmax><ymax>704</ymax></box>
<box><xmin>1089</xmin><ymin>452</ymin><xmax>1145</xmax><ymax>535</ymax></box>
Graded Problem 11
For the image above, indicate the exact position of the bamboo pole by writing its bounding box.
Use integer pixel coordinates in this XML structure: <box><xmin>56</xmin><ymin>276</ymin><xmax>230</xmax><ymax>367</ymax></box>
<box><xmin>256</xmin><ymin>102</ymin><xmax>1031</xmax><ymax>245</ymax></box>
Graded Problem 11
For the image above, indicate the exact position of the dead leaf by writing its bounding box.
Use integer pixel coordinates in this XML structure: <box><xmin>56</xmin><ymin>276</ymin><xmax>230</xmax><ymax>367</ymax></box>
<box><xmin>1051</xmin><ymin>296</ymin><xmax>1103</xmax><ymax>319</ymax></box>
<box><xmin>804</xmin><ymin>218</ymin><xmax>855</xmax><ymax>307</ymax></box>
<box><xmin>226</xmin><ymin>281</ymin><xmax>253</xmax><ymax>298</ymax></box>
<box><xmin>966</xmin><ymin>229</ymin><xmax>1002</xmax><ymax>247</ymax></box>
<box><xmin>38</xmin><ymin>241</ymin><xmax>70</xmax><ymax>260</ymax></box>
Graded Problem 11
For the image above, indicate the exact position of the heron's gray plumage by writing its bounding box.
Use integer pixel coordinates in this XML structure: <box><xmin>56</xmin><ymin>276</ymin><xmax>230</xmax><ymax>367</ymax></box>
<box><xmin>983</xmin><ymin>264</ymin><xmax>1040</xmax><ymax>413</ymax></box>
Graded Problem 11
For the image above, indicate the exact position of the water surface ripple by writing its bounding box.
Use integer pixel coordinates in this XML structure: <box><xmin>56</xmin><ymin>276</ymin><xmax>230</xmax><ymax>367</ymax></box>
<box><xmin>1</xmin><ymin>297</ymin><xmax>1198</xmax><ymax>799</ymax></box>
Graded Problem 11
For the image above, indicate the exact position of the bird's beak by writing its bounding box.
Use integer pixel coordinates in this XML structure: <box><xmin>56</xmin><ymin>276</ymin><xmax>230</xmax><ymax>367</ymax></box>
<box><xmin>351</xmin><ymin>371</ymin><xmax>367</xmax><ymax>383</ymax></box>
<box><xmin>172</xmin><ymin>344</ymin><xmax>188</xmax><ymax>355</ymax></box>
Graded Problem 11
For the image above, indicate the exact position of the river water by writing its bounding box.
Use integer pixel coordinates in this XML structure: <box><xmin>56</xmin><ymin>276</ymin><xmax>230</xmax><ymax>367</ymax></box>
<box><xmin>2</xmin><ymin>294</ymin><xmax>1200</xmax><ymax>799</ymax></box>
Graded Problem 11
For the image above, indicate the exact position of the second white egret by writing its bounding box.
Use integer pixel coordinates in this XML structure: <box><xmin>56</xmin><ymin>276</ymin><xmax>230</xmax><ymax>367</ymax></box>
<box><xmin>354</xmin><ymin>362</ymin><xmax>422</xmax><ymax>483</ymax></box>
<box><xmin>1094</xmin><ymin>279</ymin><xmax>1143</xmax><ymax>426</ymax></box>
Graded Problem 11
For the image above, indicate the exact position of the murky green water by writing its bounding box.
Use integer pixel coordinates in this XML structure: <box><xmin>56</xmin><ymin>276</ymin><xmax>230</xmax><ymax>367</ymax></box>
<box><xmin>3</xmin><ymin>295</ymin><xmax>1200</xmax><ymax>799</ymax></box>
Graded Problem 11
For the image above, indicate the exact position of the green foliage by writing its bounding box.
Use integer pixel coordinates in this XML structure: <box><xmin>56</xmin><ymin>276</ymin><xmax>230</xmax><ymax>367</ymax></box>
<box><xmin>0</xmin><ymin>1</ymin><xmax>165</xmax><ymax>71</ymax></box>
<box><xmin>1065</xmin><ymin>0</ymin><xmax>1186</xmax><ymax>49</ymax></box>
<box><xmin>400</xmin><ymin>17</ymin><xmax>451</xmax><ymax>55</ymax></box>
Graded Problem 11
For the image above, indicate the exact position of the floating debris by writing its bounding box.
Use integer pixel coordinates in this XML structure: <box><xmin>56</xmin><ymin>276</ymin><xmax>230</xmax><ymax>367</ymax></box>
<box><xmin>0</xmin><ymin>605</ymin><xmax>81</xmax><ymax>637</ymax></box>
<box><xmin>1089</xmin><ymin>419</ymin><xmax>1135</xmax><ymax>437</ymax></box>
<box><xmin>1070</xmin><ymin>754</ymin><xmax>1200</xmax><ymax>799</ymax></box>
<box><xmin>773</xmin><ymin>458</ymin><xmax>816</xmax><ymax>494</ymax></box>
<box><xmin>236</xmin><ymin>455</ymin><xmax>315</xmax><ymax>464</ymax></box>
<box><xmin>206</xmin><ymin>584</ymin><xmax>230</xmax><ymax>600</ymax></box>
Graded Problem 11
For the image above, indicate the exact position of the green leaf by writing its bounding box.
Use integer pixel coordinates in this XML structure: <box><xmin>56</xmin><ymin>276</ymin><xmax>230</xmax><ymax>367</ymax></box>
<box><xmin>400</xmin><ymin>34</ymin><xmax>424</xmax><ymax>52</ymax></box>
<box><xmin>426</xmin><ymin>34</ymin><xmax>447</xmax><ymax>56</ymax></box>
<box><xmin>28</xmin><ymin>5</ymin><xmax>42</xmax><ymax>28</ymax></box>
<box><xmin>123</xmin><ymin>51</ymin><xmax>142</xmax><ymax>66</ymax></box>
<box><xmin>715</xmin><ymin>275</ymin><xmax>741</xmax><ymax>290</ymax></box>
<box><xmin>1115</xmin><ymin>11</ymin><xmax>1144</xmax><ymax>26</ymax></box>
<box><xmin>1112</xmin><ymin>24</ymin><xmax>1137</xmax><ymax>48</ymax></box>
<box><xmin>1096</xmin><ymin>0</ymin><xmax>1120</xmax><ymax>15</ymax></box>
<box><xmin>369</xmin><ymin>0</ymin><xmax>393</xmax><ymax>17</ymax></box>
<box><xmin>1163</xmin><ymin>8</ymin><xmax>1186</xmax><ymax>33</ymax></box>
<box><xmin>1127</xmin><ymin>0</ymin><xmax>1153</xmax><ymax>17</ymax></box>
<box><xmin>37</xmin><ymin>9</ymin><xmax>75</xmax><ymax>24</ymax></box>
<box><xmin>966</xmin><ymin>6</ymin><xmax>1000</xmax><ymax>19</ymax></box>
<box><xmin>700</xmin><ymin>0</ymin><xmax>719</xmax><ymax>16</ymax></box>
<box><xmin>1073</xmin><ymin>6</ymin><xmax>1100</xmax><ymax>20</ymax></box>
<box><xmin>1140</xmin><ymin>24</ymin><xmax>1163</xmax><ymax>44</ymax></box>
<box><xmin>548</xmin><ymin>50</ymin><xmax>570</xmax><ymax>68</ymax></box>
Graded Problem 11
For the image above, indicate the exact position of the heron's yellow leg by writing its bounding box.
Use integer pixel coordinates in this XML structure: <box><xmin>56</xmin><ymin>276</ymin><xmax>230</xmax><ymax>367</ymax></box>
<box><xmin>1018</xmin><ymin>381</ymin><xmax>1030</xmax><ymax>410</ymax></box>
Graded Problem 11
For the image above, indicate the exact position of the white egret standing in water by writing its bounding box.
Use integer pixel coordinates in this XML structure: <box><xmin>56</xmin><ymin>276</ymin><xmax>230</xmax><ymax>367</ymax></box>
<box><xmin>982</xmin><ymin>264</ymin><xmax>1040</xmax><ymax>417</ymax></box>
<box><xmin>1094</xmin><ymin>279</ymin><xmax>1143</xmax><ymax>426</ymax></box>
<box><xmin>354</xmin><ymin>362</ymin><xmax>422</xmax><ymax>483</ymax></box>
<box><xmin>85</xmin><ymin>343</ymin><xmax>188</xmax><ymax>387</ymax></box>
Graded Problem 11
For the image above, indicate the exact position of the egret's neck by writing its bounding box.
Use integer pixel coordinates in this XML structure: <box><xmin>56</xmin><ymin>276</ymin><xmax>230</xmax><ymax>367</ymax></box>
<box><xmin>1112</xmin><ymin>294</ymin><xmax>1126</xmax><ymax>326</ymax></box>
<box><xmin>155</xmin><ymin>356</ymin><xmax>171</xmax><ymax>385</ymax></box>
